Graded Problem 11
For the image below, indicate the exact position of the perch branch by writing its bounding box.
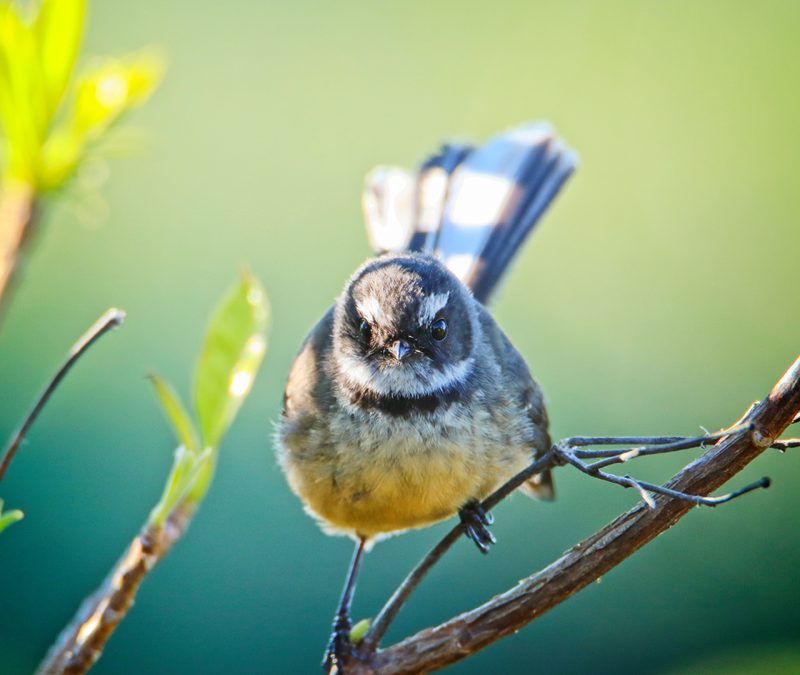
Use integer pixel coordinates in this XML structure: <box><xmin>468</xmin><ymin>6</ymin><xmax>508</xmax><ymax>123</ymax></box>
<box><xmin>360</xmin><ymin>424</ymin><xmax>758</xmax><ymax>653</ymax></box>
<box><xmin>0</xmin><ymin>308</ymin><xmax>125</xmax><ymax>482</ymax></box>
<box><xmin>350</xmin><ymin>354</ymin><xmax>800</xmax><ymax>673</ymax></box>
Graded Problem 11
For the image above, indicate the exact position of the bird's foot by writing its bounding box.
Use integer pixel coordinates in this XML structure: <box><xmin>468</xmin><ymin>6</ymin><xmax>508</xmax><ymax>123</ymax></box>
<box><xmin>322</xmin><ymin>621</ymin><xmax>353</xmax><ymax>674</ymax></box>
<box><xmin>459</xmin><ymin>499</ymin><xmax>496</xmax><ymax>554</ymax></box>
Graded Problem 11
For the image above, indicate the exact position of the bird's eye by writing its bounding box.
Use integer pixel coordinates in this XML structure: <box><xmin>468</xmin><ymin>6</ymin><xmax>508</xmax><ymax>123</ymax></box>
<box><xmin>431</xmin><ymin>318</ymin><xmax>447</xmax><ymax>341</ymax></box>
<box><xmin>359</xmin><ymin>319</ymin><xmax>372</xmax><ymax>342</ymax></box>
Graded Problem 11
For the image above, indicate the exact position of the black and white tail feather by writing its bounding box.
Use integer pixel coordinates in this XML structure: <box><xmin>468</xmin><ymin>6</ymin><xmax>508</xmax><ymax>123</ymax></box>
<box><xmin>362</xmin><ymin>122</ymin><xmax>577</xmax><ymax>304</ymax></box>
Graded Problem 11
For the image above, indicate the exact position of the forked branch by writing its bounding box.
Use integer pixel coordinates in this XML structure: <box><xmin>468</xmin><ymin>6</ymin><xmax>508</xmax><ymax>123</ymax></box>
<box><xmin>346</xmin><ymin>354</ymin><xmax>800</xmax><ymax>674</ymax></box>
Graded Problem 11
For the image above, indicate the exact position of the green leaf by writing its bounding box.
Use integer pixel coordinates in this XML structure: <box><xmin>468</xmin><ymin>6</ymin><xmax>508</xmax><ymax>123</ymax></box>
<box><xmin>179</xmin><ymin>447</ymin><xmax>216</xmax><ymax>505</ymax></box>
<box><xmin>148</xmin><ymin>275</ymin><xmax>268</xmax><ymax>527</ymax></box>
<box><xmin>72</xmin><ymin>50</ymin><xmax>165</xmax><ymax>139</ymax></box>
<box><xmin>349</xmin><ymin>619</ymin><xmax>371</xmax><ymax>644</ymax></box>
<box><xmin>35</xmin><ymin>48</ymin><xmax>165</xmax><ymax>190</ymax></box>
<box><xmin>0</xmin><ymin>499</ymin><xmax>23</xmax><ymax>535</ymax></box>
<box><xmin>149</xmin><ymin>374</ymin><xmax>200</xmax><ymax>454</ymax></box>
<box><xmin>148</xmin><ymin>445</ymin><xmax>196</xmax><ymax>526</ymax></box>
<box><xmin>34</xmin><ymin>0</ymin><xmax>86</xmax><ymax>112</ymax></box>
<box><xmin>194</xmin><ymin>273</ymin><xmax>269</xmax><ymax>449</ymax></box>
<box><xmin>0</xmin><ymin>1</ymin><xmax>164</xmax><ymax>191</ymax></box>
<box><xmin>37</xmin><ymin>128</ymin><xmax>80</xmax><ymax>189</ymax></box>
<box><xmin>0</xmin><ymin>4</ymin><xmax>48</xmax><ymax>183</ymax></box>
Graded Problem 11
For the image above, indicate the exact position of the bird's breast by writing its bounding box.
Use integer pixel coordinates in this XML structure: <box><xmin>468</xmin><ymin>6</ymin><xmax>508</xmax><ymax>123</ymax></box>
<box><xmin>280</xmin><ymin>399</ymin><xmax>527</xmax><ymax>538</ymax></box>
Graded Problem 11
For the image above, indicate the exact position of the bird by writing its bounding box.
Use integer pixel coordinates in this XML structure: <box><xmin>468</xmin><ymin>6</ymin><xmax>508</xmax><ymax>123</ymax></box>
<box><xmin>275</xmin><ymin>122</ymin><xmax>577</xmax><ymax>672</ymax></box>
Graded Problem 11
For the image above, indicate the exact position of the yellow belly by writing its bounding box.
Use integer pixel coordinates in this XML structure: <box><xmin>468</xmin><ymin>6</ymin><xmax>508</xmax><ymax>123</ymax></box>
<box><xmin>284</xmin><ymin>439</ymin><xmax>525</xmax><ymax>539</ymax></box>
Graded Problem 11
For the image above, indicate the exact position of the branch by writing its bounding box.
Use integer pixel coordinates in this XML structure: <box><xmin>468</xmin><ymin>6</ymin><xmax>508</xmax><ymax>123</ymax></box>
<box><xmin>35</xmin><ymin>274</ymin><xmax>269</xmax><ymax>675</ymax></box>
<box><xmin>36</xmin><ymin>504</ymin><xmax>194</xmax><ymax>675</ymax></box>
<box><xmin>349</xmin><ymin>354</ymin><xmax>800</xmax><ymax>673</ymax></box>
<box><xmin>0</xmin><ymin>184</ymin><xmax>38</xmax><ymax>323</ymax></box>
<box><xmin>358</xmin><ymin>427</ymin><xmax>758</xmax><ymax>653</ymax></box>
<box><xmin>0</xmin><ymin>308</ymin><xmax>126</xmax><ymax>482</ymax></box>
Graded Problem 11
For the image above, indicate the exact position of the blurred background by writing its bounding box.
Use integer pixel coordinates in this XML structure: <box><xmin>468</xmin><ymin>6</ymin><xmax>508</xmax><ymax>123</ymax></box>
<box><xmin>1</xmin><ymin>1</ymin><xmax>799</xmax><ymax>673</ymax></box>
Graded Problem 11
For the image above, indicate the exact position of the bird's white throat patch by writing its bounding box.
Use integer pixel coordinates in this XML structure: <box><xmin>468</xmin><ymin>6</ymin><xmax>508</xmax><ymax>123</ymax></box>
<box><xmin>336</xmin><ymin>352</ymin><xmax>474</xmax><ymax>398</ymax></box>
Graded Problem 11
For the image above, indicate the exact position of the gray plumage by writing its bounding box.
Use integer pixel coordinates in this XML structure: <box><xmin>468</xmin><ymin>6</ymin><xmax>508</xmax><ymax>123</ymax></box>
<box><xmin>276</xmin><ymin>123</ymin><xmax>575</xmax><ymax>544</ymax></box>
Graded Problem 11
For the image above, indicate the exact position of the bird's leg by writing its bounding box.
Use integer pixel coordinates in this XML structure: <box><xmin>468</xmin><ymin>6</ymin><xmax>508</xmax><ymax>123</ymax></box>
<box><xmin>323</xmin><ymin>537</ymin><xmax>367</xmax><ymax>673</ymax></box>
<box><xmin>459</xmin><ymin>499</ymin><xmax>496</xmax><ymax>554</ymax></box>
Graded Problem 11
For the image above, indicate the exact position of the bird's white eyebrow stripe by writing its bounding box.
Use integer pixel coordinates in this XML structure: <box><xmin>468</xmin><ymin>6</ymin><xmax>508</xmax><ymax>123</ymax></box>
<box><xmin>418</xmin><ymin>292</ymin><xmax>449</xmax><ymax>325</ymax></box>
<box><xmin>356</xmin><ymin>296</ymin><xmax>386</xmax><ymax>324</ymax></box>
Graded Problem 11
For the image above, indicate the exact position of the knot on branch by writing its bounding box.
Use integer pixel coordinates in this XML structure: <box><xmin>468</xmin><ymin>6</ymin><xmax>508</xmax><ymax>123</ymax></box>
<box><xmin>752</xmin><ymin>428</ymin><xmax>775</xmax><ymax>449</ymax></box>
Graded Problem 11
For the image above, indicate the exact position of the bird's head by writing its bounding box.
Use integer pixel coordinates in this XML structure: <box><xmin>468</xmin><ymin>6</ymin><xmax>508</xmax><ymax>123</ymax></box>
<box><xmin>332</xmin><ymin>254</ymin><xmax>478</xmax><ymax>399</ymax></box>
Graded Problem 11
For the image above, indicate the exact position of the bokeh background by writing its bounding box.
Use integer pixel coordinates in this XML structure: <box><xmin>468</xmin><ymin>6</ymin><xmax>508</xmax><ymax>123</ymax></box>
<box><xmin>1</xmin><ymin>1</ymin><xmax>799</xmax><ymax>673</ymax></box>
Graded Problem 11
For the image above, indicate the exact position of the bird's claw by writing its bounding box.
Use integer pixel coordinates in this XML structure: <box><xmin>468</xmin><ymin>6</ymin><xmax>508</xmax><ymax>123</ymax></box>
<box><xmin>322</xmin><ymin>618</ymin><xmax>354</xmax><ymax>674</ymax></box>
<box><xmin>459</xmin><ymin>499</ymin><xmax>496</xmax><ymax>554</ymax></box>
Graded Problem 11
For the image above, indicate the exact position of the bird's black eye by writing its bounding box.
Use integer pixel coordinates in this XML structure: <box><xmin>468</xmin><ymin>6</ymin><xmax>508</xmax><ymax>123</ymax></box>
<box><xmin>359</xmin><ymin>319</ymin><xmax>372</xmax><ymax>342</ymax></box>
<box><xmin>431</xmin><ymin>318</ymin><xmax>447</xmax><ymax>341</ymax></box>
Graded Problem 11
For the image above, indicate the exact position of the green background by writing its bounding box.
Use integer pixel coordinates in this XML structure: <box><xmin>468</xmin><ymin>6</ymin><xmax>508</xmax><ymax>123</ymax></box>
<box><xmin>1</xmin><ymin>1</ymin><xmax>799</xmax><ymax>673</ymax></box>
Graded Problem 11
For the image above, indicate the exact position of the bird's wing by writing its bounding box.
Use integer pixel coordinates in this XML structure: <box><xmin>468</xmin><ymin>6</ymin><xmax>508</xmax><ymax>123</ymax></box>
<box><xmin>283</xmin><ymin>307</ymin><xmax>335</xmax><ymax>419</ymax></box>
<box><xmin>476</xmin><ymin>305</ymin><xmax>554</xmax><ymax>500</ymax></box>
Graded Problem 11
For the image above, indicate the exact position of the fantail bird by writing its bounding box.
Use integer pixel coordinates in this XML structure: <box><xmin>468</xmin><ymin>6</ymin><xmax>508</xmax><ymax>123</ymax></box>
<box><xmin>275</xmin><ymin>122</ymin><xmax>577</xmax><ymax>671</ymax></box>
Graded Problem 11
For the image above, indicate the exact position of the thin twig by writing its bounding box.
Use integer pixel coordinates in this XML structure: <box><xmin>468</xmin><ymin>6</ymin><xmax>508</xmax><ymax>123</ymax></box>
<box><xmin>771</xmin><ymin>438</ymin><xmax>800</xmax><ymax>451</ymax></box>
<box><xmin>0</xmin><ymin>308</ymin><xmax>126</xmax><ymax>482</ymax></box>
<box><xmin>566</xmin><ymin>435</ymin><xmax>687</xmax><ymax>447</ymax></box>
<box><xmin>351</xmin><ymin>355</ymin><xmax>800</xmax><ymax>673</ymax></box>
<box><xmin>559</xmin><ymin>448</ymin><xmax>769</xmax><ymax>507</ymax></box>
<box><xmin>572</xmin><ymin>424</ymin><xmax>750</xmax><ymax>463</ymax></box>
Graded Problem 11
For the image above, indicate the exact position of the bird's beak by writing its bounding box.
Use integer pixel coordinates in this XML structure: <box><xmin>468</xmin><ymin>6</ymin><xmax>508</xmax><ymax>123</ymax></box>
<box><xmin>388</xmin><ymin>339</ymin><xmax>412</xmax><ymax>361</ymax></box>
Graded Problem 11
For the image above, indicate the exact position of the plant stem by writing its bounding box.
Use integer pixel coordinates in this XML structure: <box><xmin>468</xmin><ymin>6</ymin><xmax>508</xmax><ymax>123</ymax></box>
<box><xmin>0</xmin><ymin>183</ymin><xmax>37</xmax><ymax>322</ymax></box>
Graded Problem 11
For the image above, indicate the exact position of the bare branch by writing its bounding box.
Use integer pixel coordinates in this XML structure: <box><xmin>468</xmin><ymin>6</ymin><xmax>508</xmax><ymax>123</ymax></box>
<box><xmin>571</xmin><ymin>425</ymin><xmax>749</xmax><ymax>463</ymax></box>
<box><xmin>349</xmin><ymin>355</ymin><xmax>800</xmax><ymax>673</ymax></box>
<box><xmin>36</xmin><ymin>504</ymin><xmax>194</xmax><ymax>675</ymax></box>
<box><xmin>771</xmin><ymin>438</ymin><xmax>799</xmax><ymax>451</ymax></box>
<box><xmin>556</xmin><ymin>434</ymin><xmax>769</xmax><ymax>509</ymax></box>
<box><xmin>0</xmin><ymin>308</ymin><xmax>126</xmax><ymax>482</ymax></box>
<box><xmin>359</xmin><ymin>425</ymin><xmax>758</xmax><ymax>653</ymax></box>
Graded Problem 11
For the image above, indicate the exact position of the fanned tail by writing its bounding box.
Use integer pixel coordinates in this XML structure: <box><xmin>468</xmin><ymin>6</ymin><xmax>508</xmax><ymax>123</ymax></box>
<box><xmin>362</xmin><ymin>123</ymin><xmax>577</xmax><ymax>304</ymax></box>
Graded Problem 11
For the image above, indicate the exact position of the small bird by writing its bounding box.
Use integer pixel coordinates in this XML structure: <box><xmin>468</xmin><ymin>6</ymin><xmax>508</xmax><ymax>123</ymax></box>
<box><xmin>275</xmin><ymin>123</ymin><xmax>576</xmax><ymax>671</ymax></box>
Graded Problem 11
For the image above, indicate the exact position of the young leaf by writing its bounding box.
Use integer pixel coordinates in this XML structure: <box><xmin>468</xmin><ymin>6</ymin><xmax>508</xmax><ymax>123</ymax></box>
<box><xmin>34</xmin><ymin>0</ymin><xmax>86</xmax><ymax>112</ymax></box>
<box><xmin>37</xmin><ymin>126</ymin><xmax>81</xmax><ymax>189</ymax></box>
<box><xmin>72</xmin><ymin>50</ymin><xmax>165</xmax><ymax>140</ymax></box>
<box><xmin>194</xmin><ymin>273</ymin><xmax>269</xmax><ymax>449</ymax></box>
<box><xmin>36</xmin><ymin>49</ymin><xmax>165</xmax><ymax>191</ymax></box>
<box><xmin>0</xmin><ymin>499</ymin><xmax>23</xmax><ymax>535</ymax></box>
<box><xmin>148</xmin><ymin>445</ymin><xmax>197</xmax><ymax>527</ymax></box>
<box><xmin>148</xmin><ymin>374</ymin><xmax>200</xmax><ymax>454</ymax></box>
<box><xmin>0</xmin><ymin>4</ymin><xmax>47</xmax><ymax>182</ymax></box>
<box><xmin>350</xmin><ymin>619</ymin><xmax>371</xmax><ymax>644</ymax></box>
